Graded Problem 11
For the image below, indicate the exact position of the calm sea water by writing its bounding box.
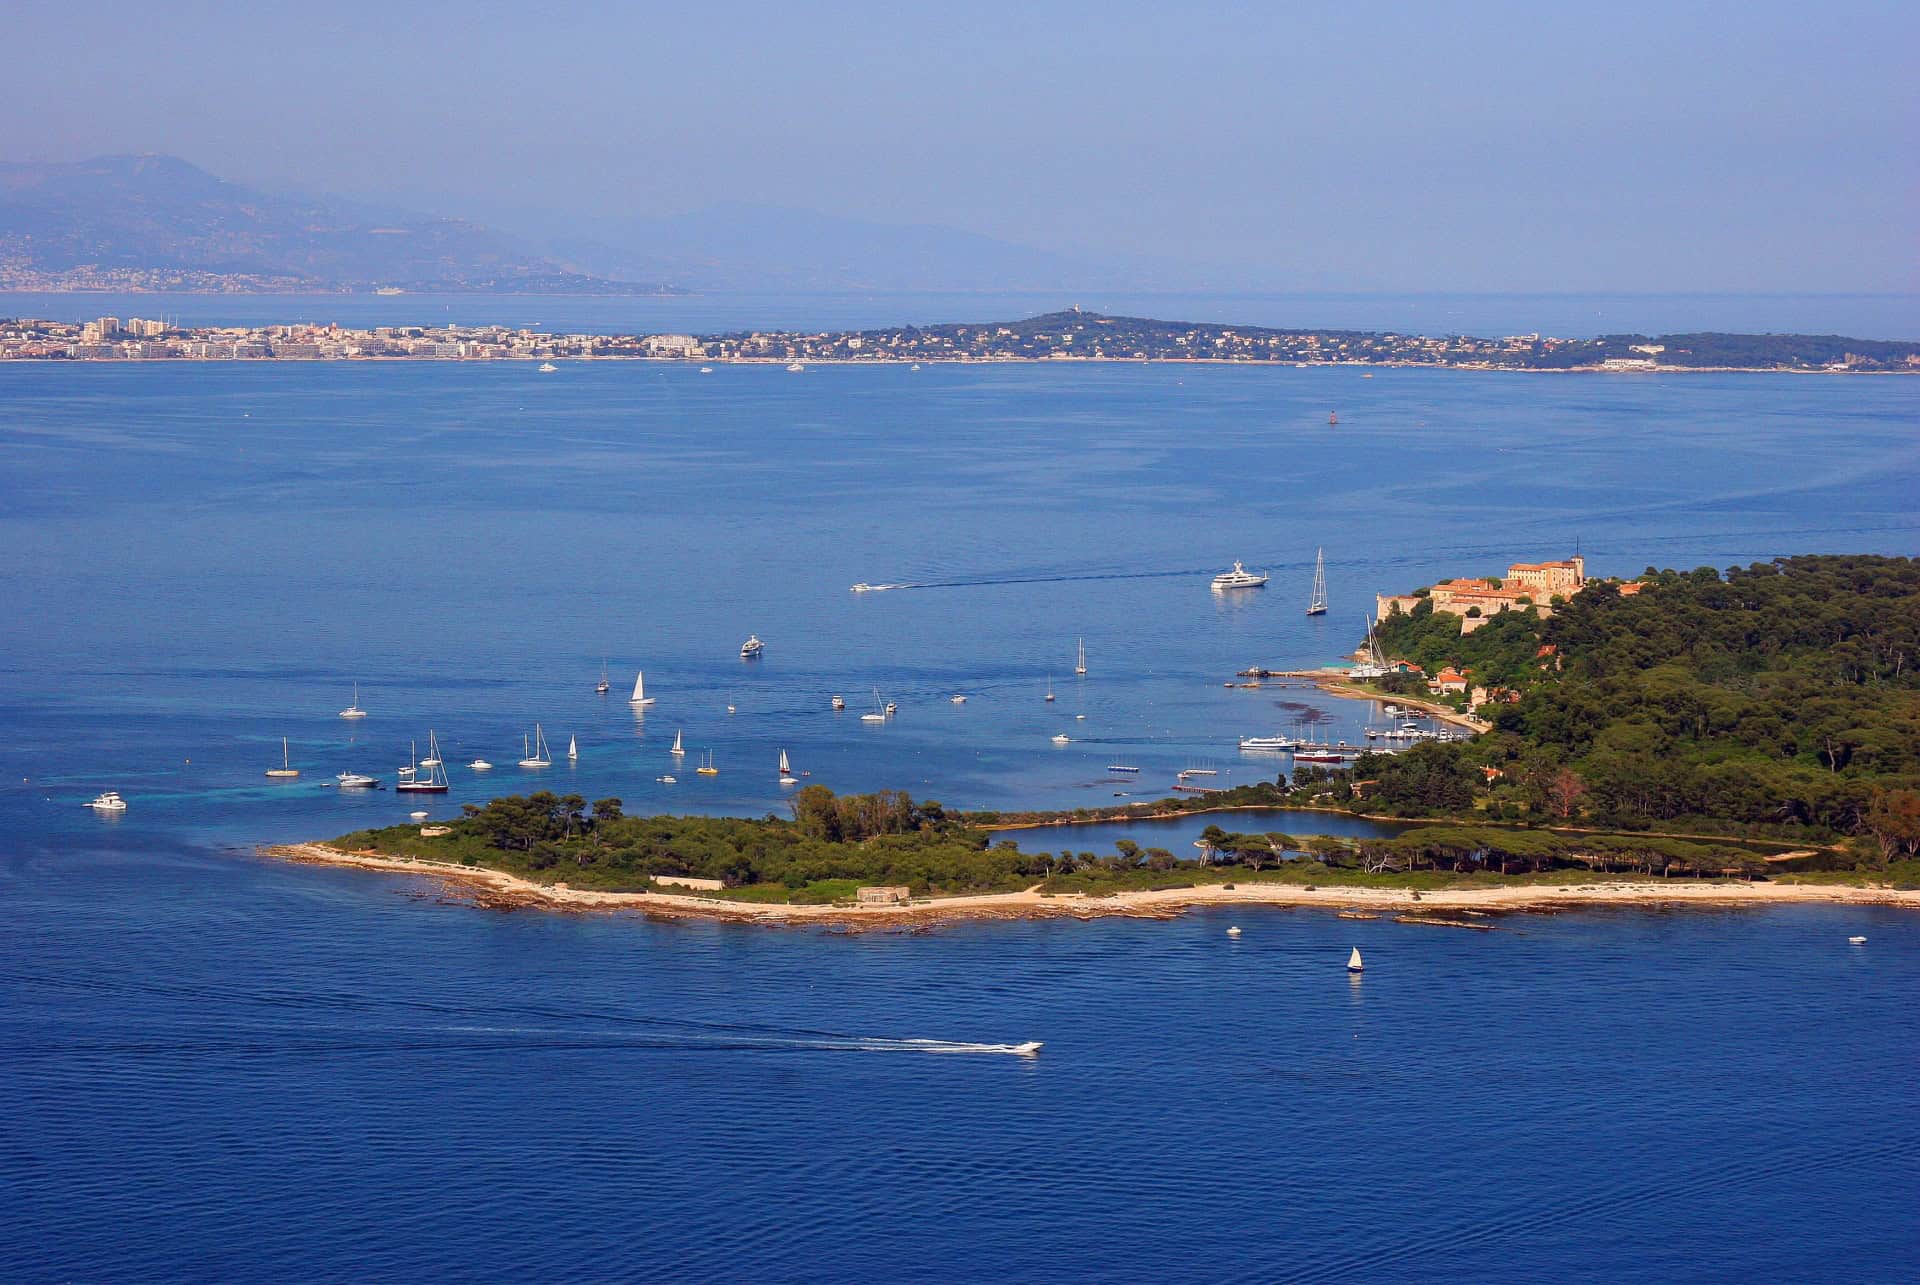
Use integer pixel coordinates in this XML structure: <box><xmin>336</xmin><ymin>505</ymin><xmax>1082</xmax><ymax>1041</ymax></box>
<box><xmin>3</xmin><ymin>360</ymin><xmax>1917</xmax><ymax>1279</ymax></box>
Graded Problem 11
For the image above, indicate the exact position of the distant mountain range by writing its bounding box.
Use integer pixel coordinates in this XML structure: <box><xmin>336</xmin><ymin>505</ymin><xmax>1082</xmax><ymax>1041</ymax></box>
<box><xmin>0</xmin><ymin>155</ymin><xmax>670</xmax><ymax>294</ymax></box>
<box><xmin>0</xmin><ymin>153</ymin><xmax>1270</xmax><ymax>296</ymax></box>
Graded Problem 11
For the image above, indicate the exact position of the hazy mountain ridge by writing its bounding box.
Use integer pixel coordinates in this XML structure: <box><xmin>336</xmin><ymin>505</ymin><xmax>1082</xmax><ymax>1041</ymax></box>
<box><xmin>0</xmin><ymin>155</ymin><xmax>669</xmax><ymax>293</ymax></box>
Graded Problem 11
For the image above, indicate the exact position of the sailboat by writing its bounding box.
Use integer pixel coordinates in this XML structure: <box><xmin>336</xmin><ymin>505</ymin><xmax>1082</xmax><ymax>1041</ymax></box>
<box><xmin>1045</xmin><ymin>677</ymin><xmax>1056</xmax><ymax>703</ymax></box>
<box><xmin>596</xmin><ymin>661</ymin><xmax>610</xmax><ymax>694</ymax></box>
<box><xmin>670</xmin><ymin>729</ymin><xmax>686</xmax><ymax>756</ymax></box>
<box><xmin>696</xmin><ymin>750</ymin><xmax>719</xmax><ymax>776</ymax></box>
<box><xmin>567</xmin><ymin>734</ymin><xmax>579</xmax><ymax>761</ymax></box>
<box><xmin>778</xmin><ymin>749</ymin><xmax>797</xmax><ymax>784</ymax></box>
<box><xmin>1307</xmin><ymin>547</ymin><xmax>1329</xmax><ymax>616</ymax></box>
<box><xmin>518</xmin><ymin>724</ymin><xmax>552</xmax><ymax>768</ymax></box>
<box><xmin>397</xmin><ymin>732</ymin><xmax>450</xmax><ymax>793</ymax></box>
<box><xmin>1347</xmin><ymin>947</ymin><xmax>1364</xmax><ymax>973</ymax></box>
<box><xmin>629</xmin><ymin>671</ymin><xmax>655</xmax><ymax>706</ymax></box>
<box><xmin>265</xmin><ymin>737</ymin><xmax>300</xmax><ymax>778</ymax></box>
<box><xmin>860</xmin><ymin>688</ymin><xmax>888</xmax><ymax>722</ymax></box>
<box><xmin>339</xmin><ymin>682</ymin><xmax>367</xmax><ymax>719</ymax></box>
<box><xmin>1075</xmin><ymin>638</ymin><xmax>1087</xmax><ymax>675</ymax></box>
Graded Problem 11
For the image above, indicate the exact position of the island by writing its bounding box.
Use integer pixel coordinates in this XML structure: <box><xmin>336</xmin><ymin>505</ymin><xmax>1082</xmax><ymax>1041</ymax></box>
<box><xmin>271</xmin><ymin>556</ymin><xmax>1920</xmax><ymax>927</ymax></box>
<box><xmin>6</xmin><ymin>309</ymin><xmax>1917</xmax><ymax>371</ymax></box>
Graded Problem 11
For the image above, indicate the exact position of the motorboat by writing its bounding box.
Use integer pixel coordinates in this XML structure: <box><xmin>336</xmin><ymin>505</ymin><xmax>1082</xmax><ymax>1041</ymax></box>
<box><xmin>658</xmin><ymin>775</ymin><xmax>677</xmax><ymax>783</ymax></box>
<box><xmin>468</xmin><ymin>759</ymin><xmax>493</xmax><ymax>771</ymax></box>
<box><xmin>786</xmin><ymin>362</ymin><xmax>805</xmax><ymax>372</ymax></box>
<box><xmin>831</xmin><ymin>695</ymin><xmax>846</xmax><ymax>710</ymax></box>
<box><xmin>850</xmin><ymin>583</ymin><xmax>874</xmax><ymax>593</ymax></box>
<box><xmin>1239</xmin><ymin>735</ymin><xmax>1301</xmax><ymax>751</ymax></box>
<box><xmin>1051</xmin><ymin>734</ymin><xmax>1072</xmax><ymax>745</ymax></box>
<box><xmin>538</xmin><ymin>362</ymin><xmax>558</xmax><ymax>373</ymax></box>
<box><xmin>950</xmin><ymin>694</ymin><xmax>967</xmax><ymax>704</ymax></box>
<box><xmin>409</xmin><ymin>810</ymin><xmax>429</xmax><ymax>821</ymax></box>
<box><xmin>87</xmin><ymin>790</ymin><xmax>127</xmax><ymax>812</ymax></box>
<box><xmin>699</xmin><ymin>366</ymin><xmax>714</xmax><ymax>374</ymax></box>
<box><xmin>335</xmin><ymin>772</ymin><xmax>378</xmax><ymax>789</ymax></box>
<box><xmin>1106</xmin><ymin>765</ymin><xmax>1141</xmax><ymax>773</ymax></box>
<box><xmin>1211</xmin><ymin>561</ymin><xmax>1269</xmax><ymax>590</ymax></box>
<box><xmin>740</xmin><ymin>635</ymin><xmax>764</xmax><ymax>659</ymax></box>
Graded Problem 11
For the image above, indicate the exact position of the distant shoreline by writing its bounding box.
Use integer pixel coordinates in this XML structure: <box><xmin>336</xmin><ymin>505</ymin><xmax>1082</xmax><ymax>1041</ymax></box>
<box><xmin>1</xmin><ymin>354</ymin><xmax>1912</xmax><ymax>375</ymax></box>
<box><xmin>263</xmin><ymin>843</ymin><xmax>1917</xmax><ymax>930</ymax></box>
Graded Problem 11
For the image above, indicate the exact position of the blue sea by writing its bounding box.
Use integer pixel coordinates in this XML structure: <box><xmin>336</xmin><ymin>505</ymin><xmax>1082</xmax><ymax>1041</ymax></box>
<box><xmin>3</xmin><ymin>355</ymin><xmax>1917</xmax><ymax>1279</ymax></box>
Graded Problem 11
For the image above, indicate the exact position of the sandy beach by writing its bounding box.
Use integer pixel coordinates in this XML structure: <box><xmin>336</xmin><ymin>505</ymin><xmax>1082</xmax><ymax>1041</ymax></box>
<box><xmin>264</xmin><ymin>843</ymin><xmax>1918</xmax><ymax>931</ymax></box>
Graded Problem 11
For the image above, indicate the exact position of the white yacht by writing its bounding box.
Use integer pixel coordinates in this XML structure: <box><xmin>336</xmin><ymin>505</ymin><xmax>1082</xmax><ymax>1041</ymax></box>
<box><xmin>518</xmin><ymin>724</ymin><xmax>552</xmax><ymax>768</ymax></box>
<box><xmin>265</xmin><ymin>737</ymin><xmax>300</xmax><ymax>778</ymax></box>
<box><xmin>335</xmin><ymin>772</ymin><xmax>378</xmax><ymax>789</ymax></box>
<box><xmin>1211</xmin><ymin>561</ymin><xmax>1269</xmax><ymax>590</ymax></box>
<box><xmin>1051</xmin><ymin>733</ymin><xmax>1072</xmax><ymax>745</ymax></box>
<box><xmin>850</xmin><ymin>583</ymin><xmax>874</xmax><ymax>593</ymax></box>
<box><xmin>950</xmin><ymin>694</ymin><xmax>967</xmax><ymax>704</ymax></box>
<box><xmin>629</xmin><ymin>671</ymin><xmax>656</xmax><ymax>706</ymax></box>
<box><xmin>740</xmin><ymin>635</ymin><xmax>764</xmax><ymax>659</ymax></box>
<box><xmin>87</xmin><ymin>790</ymin><xmax>128</xmax><ymax>812</ymax></box>
<box><xmin>538</xmin><ymin>361</ymin><xmax>558</xmax><ymax>373</ymax></box>
<box><xmin>831</xmin><ymin>695</ymin><xmax>846</xmax><ymax>711</ymax></box>
<box><xmin>786</xmin><ymin>362</ymin><xmax>805</xmax><ymax>373</ymax></box>
<box><xmin>339</xmin><ymin>682</ymin><xmax>368</xmax><ymax>719</ymax></box>
<box><xmin>1239</xmin><ymin>734</ymin><xmax>1302</xmax><ymax>751</ymax></box>
<box><xmin>699</xmin><ymin>366</ymin><xmax>714</xmax><ymax>374</ymax></box>
<box><xmin>468</xmin><ymin>758</ymin><xmax>493</xmax><ymax>771</ymax></box>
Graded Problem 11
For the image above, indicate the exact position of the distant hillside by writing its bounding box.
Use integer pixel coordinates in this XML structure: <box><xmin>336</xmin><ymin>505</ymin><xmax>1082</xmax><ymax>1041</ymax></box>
<box><xmin>0</xmin><ymin>155</ymin><xmax>670</xmax><ymax>294</ymax></box>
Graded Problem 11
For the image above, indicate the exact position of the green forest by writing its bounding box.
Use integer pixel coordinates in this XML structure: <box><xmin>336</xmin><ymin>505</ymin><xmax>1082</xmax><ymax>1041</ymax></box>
<box><xmin>1367</xmin><ymin>555</ymin><xmax>1920</xmax><ymax>849</ymax></box>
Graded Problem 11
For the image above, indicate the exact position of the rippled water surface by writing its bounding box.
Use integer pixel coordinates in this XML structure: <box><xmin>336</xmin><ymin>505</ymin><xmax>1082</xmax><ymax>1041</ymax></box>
<box><xmin>2</xmin><ymin>360</ymin><xmax>1917</xmax><ymax>1279</ymax></box>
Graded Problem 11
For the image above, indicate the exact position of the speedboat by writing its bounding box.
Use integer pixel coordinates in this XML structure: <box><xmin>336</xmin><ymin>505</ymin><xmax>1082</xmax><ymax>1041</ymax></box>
<box><xmin>538</xmin><ymin>361</ymin><xmax>558</xmax><ymax>373</ymax></box>
<box><xmin>87</xmin><ymin>790</ymin><xmax>127</xmax><ymax>812</ymax></box>
<box><xmin>786</xmin><ymin>362</ymin><xmax>805</xmax><ymax>372</ymax></box>
<box><xmin>1051</xmin><ymin>734</ymin><xmax>1072</xmax><ymax>745</ymax></box>
<box><xmin>950</xmin><ymin>694</ymin><xmax>967</xmax><ymax>704</ymax></box>
<box><xmin>336</xmin><ymin>772</ymin><xmax>378</xmax><ymax>789</ymax></box>
<box><xmin>468</xmin><ymin>759</ymin><xmax>493</xmax><ymax>771</ymax></box>
<box><xmin>699</xmin><ymin>366</ymin><xmax>714</xmax><ymax>374</ymax></box>
<box><xmin>658</xmin><ymin>775</ymin><xmax>677</xmax><ymax>784</ymax></box>
<box><xmin>850</xmin><ymin>583</ymin><xmax>874</xmax><ymax>593</ymax></box>
<box><xmin>409</xmin><ymin>810</ymin><xmax>429</xmax><ymax>821</ymax></box>
<box><xmin>1211</xmin><ymin>560</ymin><xmax>1269</xmax><ymax>590</ymax></box>
<box><xmin>740</xmin><ymin>635</ymin><xmax>764</xmax><ymax>658</ymax></box>
<box><xmin>831</xmin><ymin>695</ymin><xmax>846</xmax><ymax>710</ymax></box>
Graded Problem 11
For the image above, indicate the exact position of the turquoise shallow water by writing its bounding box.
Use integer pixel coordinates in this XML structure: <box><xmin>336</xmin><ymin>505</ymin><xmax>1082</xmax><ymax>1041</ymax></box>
<box><xmin>2</xmin><ymin>359</ymin><xmax>1917</xmax><ymax>1279</ymax></box>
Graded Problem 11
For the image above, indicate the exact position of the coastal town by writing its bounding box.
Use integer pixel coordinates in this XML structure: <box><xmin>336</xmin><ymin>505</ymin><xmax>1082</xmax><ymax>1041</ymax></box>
<box><xmin>3</xmin><ymin>309</ymin><xmax>1916</xmax><ymax>371</ymax></box>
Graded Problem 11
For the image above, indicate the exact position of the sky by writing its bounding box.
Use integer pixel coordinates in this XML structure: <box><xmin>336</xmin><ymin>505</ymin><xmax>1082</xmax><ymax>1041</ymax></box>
<box><xmin>6</xmin><ymin>0</ymin><xmax>1916</xmax><ymax>292</ymax></box>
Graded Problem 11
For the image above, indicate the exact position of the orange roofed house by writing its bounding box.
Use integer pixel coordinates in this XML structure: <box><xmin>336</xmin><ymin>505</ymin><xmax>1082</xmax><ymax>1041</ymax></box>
<box><xmin>1377</xmin><ymin>556</ymin><xmax>1586</xmax><ymax>633</ymax></box>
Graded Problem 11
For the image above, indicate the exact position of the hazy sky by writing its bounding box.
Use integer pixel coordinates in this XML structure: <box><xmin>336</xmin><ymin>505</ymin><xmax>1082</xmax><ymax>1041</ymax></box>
<box><xmin>8</xmin><ymin>0</ymin><xmax>1915</xmax><ymax>292</ymax></box>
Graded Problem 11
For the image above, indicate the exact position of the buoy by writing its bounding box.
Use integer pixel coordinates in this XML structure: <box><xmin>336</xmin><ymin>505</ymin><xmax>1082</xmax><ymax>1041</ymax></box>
<box><xmin>1227</xmin><ymin>926</ymin><xmax>1242</xmax><ymax>937</ymax></box>
<box><xmin>1347</xmin><ymin>947</ymin><xmax>1364</xmax><ymax>972</ymax></box>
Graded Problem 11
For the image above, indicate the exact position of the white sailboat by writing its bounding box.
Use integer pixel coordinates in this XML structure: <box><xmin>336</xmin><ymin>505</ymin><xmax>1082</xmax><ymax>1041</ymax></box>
<box><xmin>567</xmin><ymin>734</ymin><xmax>579</xmax><ymax>761</ymax></box>
<box><xmin>670</xmin><ymin>729</ymin><xmax>686</xmax><ymax>756</ymax></box>
<box><xmin>265</xmin><ymin>737</ymin><xmax>300</xmax><ymax>778</ymax></box>
<box><xmin>1307</xmin><ymin>548</ymin><xmax>1329</xmax><ymax>616</ymax></box>
<box><xmin>1075</xmin><ymin>638</ymin><xmax>1087</xmax><ymax>675</ymax></box>
<box><xmin>339</xmin><ymin>682</ymin><xmax>367</xmax><ymax>719</ymax></box>
<box><xmin>596</xmin><ymin>661</ymin><xmax>611</xmax><ymax>694</ymax></box>
<box><xmin>518</xmin><ymin>724</ymin><xmax>552</xmax><ymax>768</ymax></box>
<box><xmin>397</xmin><ymin>732</ymin><xmax>450</xmax><ymax>793</ymax></box>
<box><xmin>1045</xmin><ymin>677</ymin><xmax>1056</xmax><ymax>702</ymax></box>
<box><xmin>860</xmin><ymin>688</ymin><xmax>888</xmax><ymax>722</ymax></box>
<box><xmin>778</xmin><ymin>749</ymin><xmax>797</xmax><ymax>784</ymax></box>
<box><xmin>629</xmin><ymin>671</ymin><xmax>655</xmax><ymax>706</ymax></box>
<box><xmin>1347</xmin><ymin>947</ymin><xmax>1364</xmax><ymax>973</ymax></box>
